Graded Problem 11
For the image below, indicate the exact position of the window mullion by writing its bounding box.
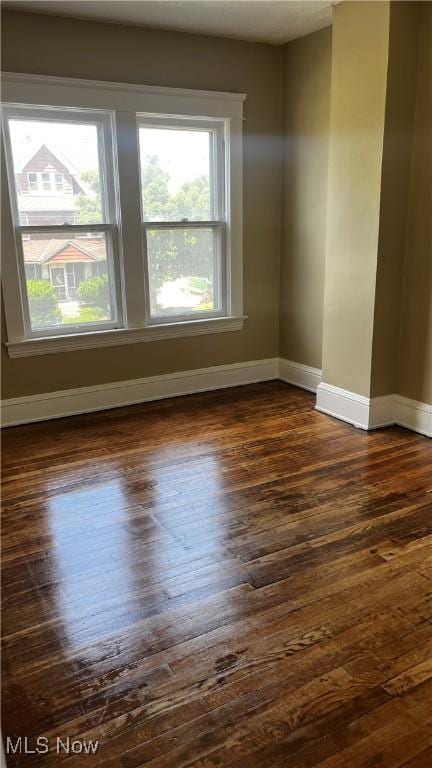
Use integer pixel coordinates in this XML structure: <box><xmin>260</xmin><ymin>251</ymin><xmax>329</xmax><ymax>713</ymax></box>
<box><xmin>115</xmin><ymin>110</ymin><xmax>148</xmax><ymax>329</ymax></box>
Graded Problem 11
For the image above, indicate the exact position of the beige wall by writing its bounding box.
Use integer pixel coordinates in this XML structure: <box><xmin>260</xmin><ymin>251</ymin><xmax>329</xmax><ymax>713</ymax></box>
<box><xmin>280</xmin><ymin>26</ymin><xmax>332</xmax><ymax>370</ymax></box>
<box><xmin>321</xmin><ymin>0</ymin><xmax>391</xmax><ymax>397</ymax></box>
<box><xmin>397</xmin><ymin>1</ymin><xmax>432</xmax><ymax>405</ymax></box>
<box><xmin>371</xmin><ymin>1</ymin><xmax>421</xmax><ymax>397</ymax></box>
<box><xmin>1</xmin><ymin>10</ymin><xmax>282</xmax><ymax>399</ymax></box>
<box><xmin>2</xmin><ymin>4</ymin><xmax>431</xmax><ymax>409</ymax></box>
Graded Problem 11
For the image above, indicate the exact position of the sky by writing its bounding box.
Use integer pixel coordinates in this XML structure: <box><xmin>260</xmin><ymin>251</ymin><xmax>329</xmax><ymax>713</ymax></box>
<box><xmin>139</xmin><ymin>127</ymin><xmax>210</xmax><ymax>193</ymax></box>
<box><xmin>9</xmin><ymin>119</ymin><xmax>100</xmax><ymax>174</ymax></box>
<box><xmin>9</xmin><ymin>118</ymin><xmax>211</xmax><ymax>194</ymax></box>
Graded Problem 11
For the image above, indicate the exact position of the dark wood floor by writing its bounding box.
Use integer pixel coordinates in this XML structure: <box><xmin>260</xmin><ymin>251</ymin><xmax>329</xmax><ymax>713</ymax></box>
<box><xmin>2</xmin><ymin>382</ymin><xmax>432</xmax><ymax>768</ymax></box>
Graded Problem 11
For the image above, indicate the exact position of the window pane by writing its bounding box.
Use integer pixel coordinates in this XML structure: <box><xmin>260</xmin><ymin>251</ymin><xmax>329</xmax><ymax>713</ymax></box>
<box><xmin>22</xmin><ymin>232</ymin><xmax>114</xmax><ymax>329</ymax></box>
<box><xmin>146</xmin><ymin>227</ymin><xmax>219</xmax><ymax>318</ymax></box>
<box><xmin>8</xmin><ymin>119</ymin><xmax>105</xmax><ymax>226</ymax></box>
<box><xmin>139</xmin><ymin>126</ymin><xmax>213</xmax><ymax>222</ymax></box>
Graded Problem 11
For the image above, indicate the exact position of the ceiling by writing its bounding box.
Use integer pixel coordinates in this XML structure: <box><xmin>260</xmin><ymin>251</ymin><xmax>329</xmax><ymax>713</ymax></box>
<box><xmin>2</xmin><ymin>1</ymin><xmax>334</xmax><ymax>45</ymax></box>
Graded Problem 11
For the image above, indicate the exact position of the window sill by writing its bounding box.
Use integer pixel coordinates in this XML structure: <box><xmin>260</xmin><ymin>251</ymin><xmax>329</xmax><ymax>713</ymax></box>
<box><xmin>6</xmin><ymin>316</ymin><xmax>246</xmax><ymax>358</ymax></box>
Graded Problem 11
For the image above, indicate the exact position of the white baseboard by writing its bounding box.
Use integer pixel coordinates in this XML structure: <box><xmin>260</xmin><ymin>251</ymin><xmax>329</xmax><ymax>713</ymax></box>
<box><xmin>2</xmin><ymin>356</ymin><xmax>430</xmax><ymax>438</ymax></box>
<box><xmin>396</xmin><ymin>395</ymin><xmax>432</xmax><ymax>438</ymax></box>
<box><xmin>315</xmin><ymin>382</ymin><xmax>372</xmax><ymax>429</ymax></box>
<box><xmin>1</xmin><ymin>358</ymin><xmax>279</xmax><ymax>427</ymax></box>
<box><xmin>316</xmin><ymin>382</ymin><xmax>431</xmax><ymax>437</ymax></box>
<box><xmin>278</xmin><ymin>358</ymin><xmax>322</xmax><ymax>393</ymax></box>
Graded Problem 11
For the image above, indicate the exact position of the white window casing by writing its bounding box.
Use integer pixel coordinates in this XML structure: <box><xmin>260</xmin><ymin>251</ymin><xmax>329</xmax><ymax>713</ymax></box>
<box><xmin>1</xmin><ymin>73</ymin><xmax>246</xmax><ymax>358</ymax></box>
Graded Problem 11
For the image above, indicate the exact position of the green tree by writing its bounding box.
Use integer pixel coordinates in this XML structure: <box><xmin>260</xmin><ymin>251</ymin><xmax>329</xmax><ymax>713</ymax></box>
<box><xmin>141</xmin><ymin>155</ymin><xmax>171</xmax><ymax>221</ymax></box>
<box><xmin>27</xmin><ymin>280</ymin><xmax>62</xmax><ymax>327</ymax></box>
<box><xmin>168</xmin><ymin>175</ymin><xmax>210</xmax><ymax>221</ymax></box>
<box><xmin>140</xmin><ymin>156</ymin><xmax>213</xmax><ymax>312</ymax></box>
<box><xmin>75</xmin><ymin>170</ymin><xmax>103</xmax><ymax>225</ymax></box>
<box><xmin>77</xmin><ymin>275</ymin><xmax>110</xmax><ymax>314</ymax></box>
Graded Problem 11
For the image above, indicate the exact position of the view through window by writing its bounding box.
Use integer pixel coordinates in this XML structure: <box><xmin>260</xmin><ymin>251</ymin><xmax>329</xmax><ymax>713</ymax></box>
<box><xmin>139</xmin><ymin>124</ymin><xmax>222</xmax><ymax>319</ymax></box>
<box><xmin>2</xmin><ymin>83</ymin><xmax>242</xmax><ymax>350</ymax></box>
<box><xmin>8</xmin><ymin>116</ymin><xmax>116</xmax><ymax>331</ymax></box>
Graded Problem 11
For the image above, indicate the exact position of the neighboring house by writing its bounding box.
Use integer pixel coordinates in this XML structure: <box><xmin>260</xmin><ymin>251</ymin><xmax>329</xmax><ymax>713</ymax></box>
<box><xmin>24</xmin><ymin>238</ymin><xmax>106</xmax><ymax>301</ymax></box>
<box><xmin>17</xmin><ymin>144</ymin><xmax>106</xmax><ymax>303</ymax></box>
<box><xmin>16</xmin><ymin>143</ymin><xmax>87</xmax><ymax>226</ymax></box>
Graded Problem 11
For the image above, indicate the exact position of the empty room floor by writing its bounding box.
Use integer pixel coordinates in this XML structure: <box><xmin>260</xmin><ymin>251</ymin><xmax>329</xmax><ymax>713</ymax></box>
<box><xmin>2</xmin><ymin>382</ymin><xmax>432</xmax><ymax>767</ymax></box>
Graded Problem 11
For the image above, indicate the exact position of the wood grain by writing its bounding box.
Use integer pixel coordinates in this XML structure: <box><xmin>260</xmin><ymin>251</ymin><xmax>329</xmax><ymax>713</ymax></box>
<box><xmin>2</xmin><ymin>382</ymin><xmax>431</xmax><ymax>767</ymax></box>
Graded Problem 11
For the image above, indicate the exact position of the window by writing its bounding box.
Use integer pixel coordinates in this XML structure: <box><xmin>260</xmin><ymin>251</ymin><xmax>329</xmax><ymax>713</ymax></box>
<box><xmin>2</xmin><ymin>74</ymin><xmax>244</xmax><ymax>356</ymax></box>
<box><xmin>41</xmin><ymin>172</ymin><xmax>51</xmax><ymax>191</ymax></box>
<box><xmin>3</xmin><ymin>106</ymin><xmax>121</xmax><ymax>334</ymax></box>
<box><xmin>138</xmin><ymin>118</ymin><xmax>224</xmax><ymax>321</ymax></box>
<box><xmin>28</xmin><ymin>172</ymin><xmax>38</xmax><ymax>191</ymax></box>
<box><xmin>26</xmin><ymin>171</ymin><xmax>65</xmax><ymax>193</ymax></box>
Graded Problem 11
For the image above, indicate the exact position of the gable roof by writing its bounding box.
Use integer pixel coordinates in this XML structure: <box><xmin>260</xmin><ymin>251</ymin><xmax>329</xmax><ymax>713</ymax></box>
<box><xmin>16</xmin><ymin>142</ymin><xmax>81</xmax><ymax>176</ymax></box>
<box><xmin>23</xmin><ymin>238</ymin><xmax>106</xmax><ymax>263</ymax></box>
<box><xmin>16</xmin><ymin>143</ymin><xmax>90</xmax><ymax>195</ymax></box>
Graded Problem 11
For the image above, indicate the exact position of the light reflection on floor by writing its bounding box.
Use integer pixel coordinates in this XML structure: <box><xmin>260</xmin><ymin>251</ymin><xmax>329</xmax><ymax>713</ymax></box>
<box><xmin>46</xmin><ymin>448</ymin><xmax>228</xmax><ymax>655</ymax></box>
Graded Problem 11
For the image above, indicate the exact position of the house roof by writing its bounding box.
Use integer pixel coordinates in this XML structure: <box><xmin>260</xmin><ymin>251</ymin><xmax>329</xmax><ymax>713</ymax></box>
<box><xmin>16</xmin><ymin>142</ymin><xmax>82</xmax><ymax>176</ymax></box>
<box><xmin>23</xmin><ymin>238</ymin><xmax>106</xmax><ymax>263</ymax></box>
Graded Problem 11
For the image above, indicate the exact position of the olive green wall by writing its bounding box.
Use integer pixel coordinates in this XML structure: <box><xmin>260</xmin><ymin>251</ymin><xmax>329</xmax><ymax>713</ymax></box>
<box><xmin>397</xmin><ymin>1</ymin><xmax>432</xmax><ymax>405</ymax></box>
<box><xmin>1</xmin><ymin>9</ymin><xmax>283</xmax><ymax>399</ymax></box>
<box><xmin>280</xmin><ymin>26</ymin><xmax>332</xmax><ymax>370</ymax></box>
<box><xmin>370</xmin><ymin>1</ymin><xmax>421</xmax><ymax>398</ymax></box>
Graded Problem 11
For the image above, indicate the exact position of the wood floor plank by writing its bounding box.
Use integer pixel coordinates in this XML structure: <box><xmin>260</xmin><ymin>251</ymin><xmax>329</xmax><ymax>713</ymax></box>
<box><xmin>1</xmin><ymin>382</ymin><xmax>431</xmax><ymax>768</ymax></box>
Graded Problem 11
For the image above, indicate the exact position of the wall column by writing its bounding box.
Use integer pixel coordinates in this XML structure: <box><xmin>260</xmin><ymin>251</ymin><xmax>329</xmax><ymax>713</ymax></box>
<box><xmin>317</xmin><ymin>0</ymin><xmax>421</xmax><ymax>429</ymax></box>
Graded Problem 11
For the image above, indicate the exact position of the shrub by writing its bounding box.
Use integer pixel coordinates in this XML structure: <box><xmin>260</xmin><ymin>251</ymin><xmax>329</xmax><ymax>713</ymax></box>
<box><xmin>26</xmin><ymin>279</ymin><xmax>61</xmax><ymax>327</ymax></box>
<box><xmin>77</xmin><ymin>275</ymin><xmax>109</xmax><ymax>311</ymax></box>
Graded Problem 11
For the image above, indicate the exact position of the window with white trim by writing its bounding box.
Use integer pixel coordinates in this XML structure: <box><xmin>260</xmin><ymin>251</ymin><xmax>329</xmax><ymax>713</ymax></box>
<box><xmin>1</xmin><ymin>74</ymin><xmax>245</xmax><ymax>357</ymax></box>
<box><xmin>138</xmin><ymin>117</ymin><xmax>225</xmax><ymax>322</ymax></box>
<box><xmin>4</xmin><ymin>107</ymin><xmax>121</xmax><ymax>335</ymax></box>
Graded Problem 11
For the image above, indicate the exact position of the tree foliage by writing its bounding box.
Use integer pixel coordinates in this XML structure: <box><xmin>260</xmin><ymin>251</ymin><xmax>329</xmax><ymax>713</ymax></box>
<box><xmin>26</xmin><ymin>279</ymin><xmax>62</xmax><ymax>327</ymax></box>
<box><xmin>74</xmin><ymin>158</ymin><xmax>214</xmax><ymax>314</ymax></box>
<box><xmin>75</xmin><ymin>170</ymin><xmax>103</xmax><ymax>225</ymax></box>
<box><xmin>77</xmin><ymin>275</ymin><xmax>110</xmax><ymax>313</ymax></box>
<box><xmin>141</xmin><ymin>156</ymin><xmax>213</xmax><ymax>312</ymax></box>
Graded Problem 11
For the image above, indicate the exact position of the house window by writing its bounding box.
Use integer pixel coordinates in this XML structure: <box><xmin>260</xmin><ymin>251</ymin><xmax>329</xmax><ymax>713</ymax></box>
<box><xmin>26</xmin><ymin>171</ymin><xmax>65</xmax><ymax>193</ymax></box>
<box><xmin>41</xmin><ymin>172</ymin><xmax>51</xmax><ymax>191</ymax></box>
<box><xmin>138</xmin><ymin>119</ymin><xmax>225</xmax><ymax>322</ymax></box>
<box><xmin>3</xmin><ymin>106</ymin><xmax>120</xmax><ymax>334</ymax></box>
<box><xmin>28</xmin><ymin>172</ymin><xmax>38</xmax><ymax>191</ymax></box>
<box><xmin>2</xmin><ymin>75</ymin><xmax>244</xmax><ymax>355</ymax></box>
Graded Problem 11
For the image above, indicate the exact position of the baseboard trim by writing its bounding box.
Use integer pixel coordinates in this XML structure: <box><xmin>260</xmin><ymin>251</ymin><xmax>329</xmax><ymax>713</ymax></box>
<box><xmin>1</xmin><ymin>358</ymin><xmax>279</xmax><ymax>427</ymax></box>
<box><xmin>316</xmin><ymin>382</ymin><xmax>431</xmax><ymax>437</ymax></box>
<box><xmin>396</xmin><ymin>396</ymin><xmax>432</xmax><ymax>438</ymax></box>
<box><xmin>2</xmin><ymin>358</ymin><xmax>430</xmax><ymax>437</ymax></box>
<box><xmin>315</xmin><ymin>382</ymin><xmax>371</xmax><ymax>429</ymax></box>
<box><xmin>278</xmin><ymin>358</ymin><xmax>322</xmax><ymax>393</ymax></box>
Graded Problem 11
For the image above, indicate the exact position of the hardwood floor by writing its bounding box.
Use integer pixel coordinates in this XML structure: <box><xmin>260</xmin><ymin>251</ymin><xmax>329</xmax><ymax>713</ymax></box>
<box><xmin>2</xmin><ymin>381</ymin><xmax>432</xmax><ymax>767</ymax></box>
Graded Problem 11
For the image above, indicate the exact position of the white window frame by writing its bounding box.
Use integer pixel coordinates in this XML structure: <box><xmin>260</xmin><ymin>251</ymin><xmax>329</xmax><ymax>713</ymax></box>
<box><xmin>1</xmin><ymin>73</ymin><xmax>245</xmax><ymax>358</ymax></box>
<box><xmin>2</xmin><ymin>103</ymin><xmax>123</xmax><ymax>339</ymax></box>
<box><xmin>138</xmin><ymin>115</ymin><xmax>227</xmax><ymax>324</ymax></box>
